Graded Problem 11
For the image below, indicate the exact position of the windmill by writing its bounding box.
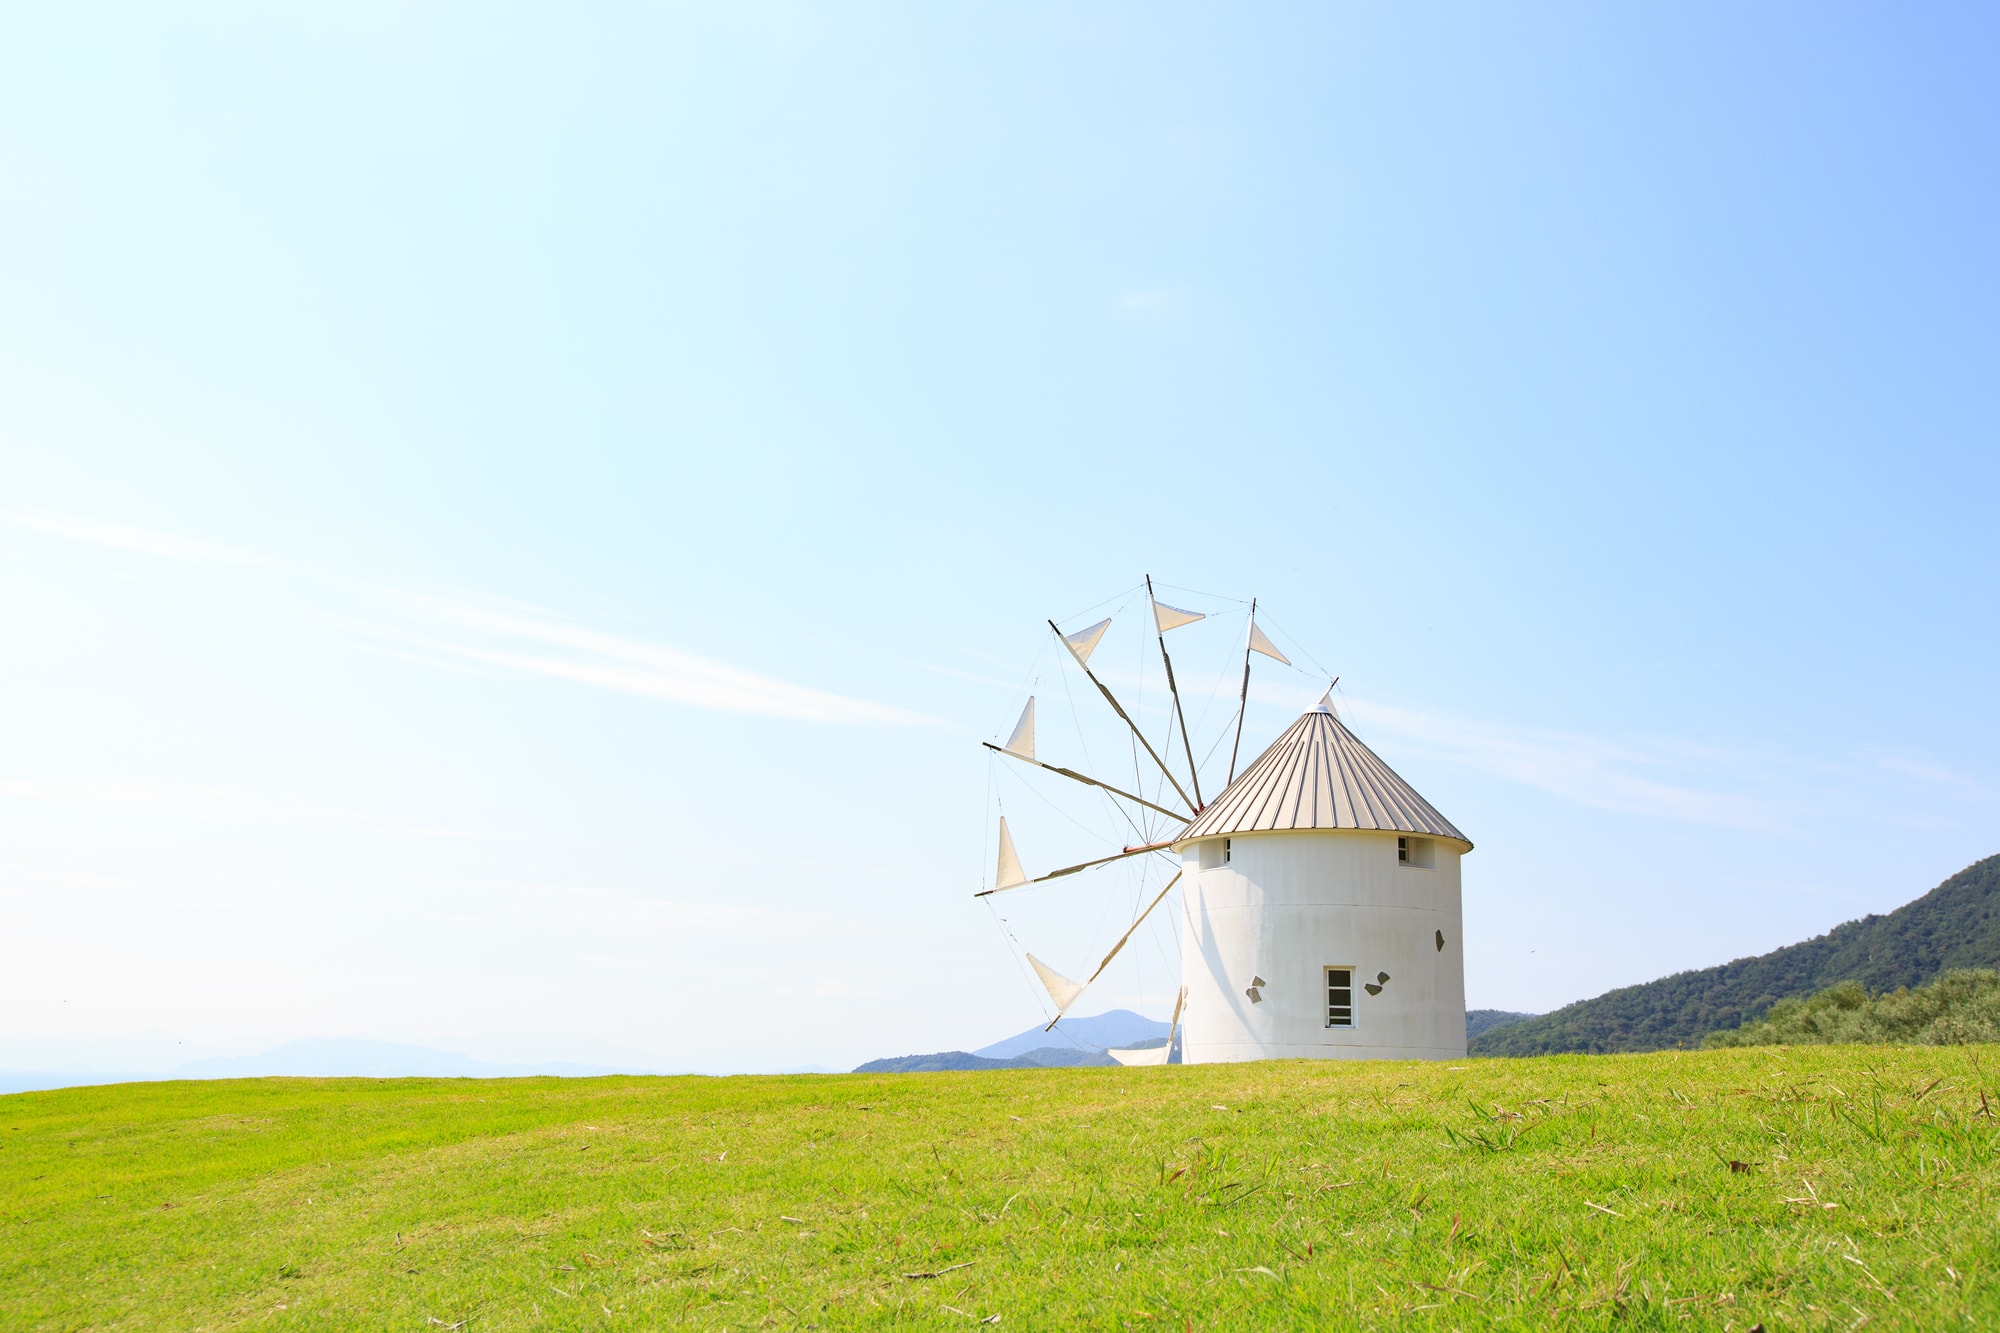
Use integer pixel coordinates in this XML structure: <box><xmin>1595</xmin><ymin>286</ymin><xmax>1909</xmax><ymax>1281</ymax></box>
<box><xmin>980</xmin><ymin>580</ymin><xmax>1473</xmax><ymax>1064</ymax></box>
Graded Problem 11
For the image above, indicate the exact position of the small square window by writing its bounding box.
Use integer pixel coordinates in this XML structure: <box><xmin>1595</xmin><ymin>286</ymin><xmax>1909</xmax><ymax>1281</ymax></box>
<box><xmin>1326</xmin><ymin>967</ymin><xmax>1354</xmax><ymax>1028</ymax></box>
<box><xmin>1397</xmin><ymin>835</ymin><xmax>1434</xmax><ymax>869</ymax></box>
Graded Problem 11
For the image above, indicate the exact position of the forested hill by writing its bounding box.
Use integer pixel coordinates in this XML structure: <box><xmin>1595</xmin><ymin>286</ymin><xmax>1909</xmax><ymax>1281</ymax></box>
<box><xmin>1471</xmin><ymin>853</ymin><xmax>2000</xmax><ymax>1056</ymax></box>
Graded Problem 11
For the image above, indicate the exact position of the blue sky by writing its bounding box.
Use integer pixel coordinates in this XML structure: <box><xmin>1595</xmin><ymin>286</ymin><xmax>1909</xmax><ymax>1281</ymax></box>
<box><xmin>3</xmin><ymin>4</ymin><xmax>1996</xmax><ymax>1073</ymax></box>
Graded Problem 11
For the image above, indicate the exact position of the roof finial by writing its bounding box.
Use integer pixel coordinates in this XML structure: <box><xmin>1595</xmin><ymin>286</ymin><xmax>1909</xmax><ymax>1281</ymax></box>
<box><xmin>1312</xmin><ymin>677</ymin><xmax>1340</xmax><ymax>717</ymax></box>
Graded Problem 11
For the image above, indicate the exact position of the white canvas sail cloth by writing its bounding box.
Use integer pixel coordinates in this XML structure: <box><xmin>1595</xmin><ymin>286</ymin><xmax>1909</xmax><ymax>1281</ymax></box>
<box><xmin>1004</xmin><ymin>697</ymin><xmax>1035</xmax><ymax>760</ymax></box>
<box><xmin>994</xmin><ymin>817</ymin><xmax>1028</xmax><ymax>890</ymax></box>
<box><xmin>1060</xmin><ymin>617</ymin><xmax>1112</xmax><ymax>665</ymax></box>
<box><xmin>1026</xmin><ymin>954</ymin><xmax>1085</xmax><ymax>1011</ymax></box>
<box><xmin>1247</xmin><ymin>620</ymin><xmax>1290</xmax><ymax>665</ymax></box>
<box><xmin>1107</xmin><ymin>1044</ymin><xmax>1170</xmax><ymax>1066</ymax></box>
<box><xmin>1151</xmin><ymin>599</ymin><xmax>1205</xmax><ymax>634</ymax></box>
<box><xmin>1107</xmin><ymin>986</ymin><xmax>1183</xmax><ymax>1066</ymax></box>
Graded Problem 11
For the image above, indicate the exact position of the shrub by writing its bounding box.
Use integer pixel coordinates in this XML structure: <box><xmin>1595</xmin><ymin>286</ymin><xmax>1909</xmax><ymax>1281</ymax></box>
<box><xmin>1706</xmin><ymin>969</ymin><xmax>2000</xmax><ymax>1047</ymax></box>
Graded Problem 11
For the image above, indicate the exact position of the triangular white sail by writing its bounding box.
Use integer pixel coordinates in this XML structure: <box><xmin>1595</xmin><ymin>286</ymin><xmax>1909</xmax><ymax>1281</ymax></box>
<box><xmin>1247</xmin><ymin>620</ymin><xmax>1290</xmax><ymax>665</ymax></box>
<box><xmin>1060</xmin><ymin>617</ymin><xmax>1112</xmax><ymax>665</ymax></box>
<box><xmin>1026</xmin><ymin>953</ymin><xmax>1085</xmax><ymax>1012</ymax></box>
<box><xmin>1004</xmin><ymin>697</ymin><xmax>1035</xmax><ymax>760</ymax></box>
<box><xmin>1107</xmin><ymin>1044</ymin><xmax>1170</xmax><ymax>1066</ymax></box>
<box><xmin>995</xmin><ymin>816</ymin><xmax>1028</xmax><ymax>890</ymax></box>
<box><xmin>1151</xmin><ymin>600</ymin><xmax>1205</xmax><ymax>634</ymax></box>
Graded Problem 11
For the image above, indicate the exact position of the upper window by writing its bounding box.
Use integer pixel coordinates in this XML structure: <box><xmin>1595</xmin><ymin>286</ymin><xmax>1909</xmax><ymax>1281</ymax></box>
<box><xmin>1397</xmin><ymin>835</ymin><xmax>1435</xmax><ymax>869</ymax></box>
<box><xmin>1198</xmin><ymin>838</ymin><xmax>1234</xmax><ymax>870</ymax></box>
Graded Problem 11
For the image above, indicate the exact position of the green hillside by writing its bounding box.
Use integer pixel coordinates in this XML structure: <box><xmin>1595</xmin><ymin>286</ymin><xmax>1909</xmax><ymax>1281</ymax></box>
<box><xmin>4</xmin><ymin>1049</ymin><xmax>1997</xmax><ymax>1329</ymax></box>
<box><xmin>1472</xmin><ymin>852</ymin><xmax>2000</xmax><ymax>1056</ymax></box>
<box><xmin>1708</xmin><ymin>969</ymin><xmax>2000</xmax><ymax>1049</ymax></box>
<box><xmin>1465</xmin><ymin>1009</ymin><xmax>1536</xmax><ymax>1041</ymax></box>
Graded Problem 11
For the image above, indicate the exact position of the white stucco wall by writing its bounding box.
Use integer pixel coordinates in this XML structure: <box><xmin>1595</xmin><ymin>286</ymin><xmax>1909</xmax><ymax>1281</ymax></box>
<box><xmin>1176</xmin><ymin>829</ymin><xmax>1467</xmax><ymax>1063</ymax></box>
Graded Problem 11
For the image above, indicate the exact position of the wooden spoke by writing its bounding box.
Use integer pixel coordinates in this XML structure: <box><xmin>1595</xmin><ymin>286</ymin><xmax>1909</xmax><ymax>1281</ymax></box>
<box><xmin>981</xmin><ymin>743</ymin><xmax>1190</xmax><ymax>823</ymax></box>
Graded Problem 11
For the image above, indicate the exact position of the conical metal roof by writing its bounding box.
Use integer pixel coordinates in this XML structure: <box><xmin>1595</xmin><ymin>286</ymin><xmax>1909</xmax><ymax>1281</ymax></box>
<box><xmin>1176</xmin><ymin>703</ymin><xmax>1470</xmax><ymax>848</ymax></box>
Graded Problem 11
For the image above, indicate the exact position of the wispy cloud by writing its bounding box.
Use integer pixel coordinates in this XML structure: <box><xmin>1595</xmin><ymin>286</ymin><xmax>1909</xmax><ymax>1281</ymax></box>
<box><xmin>1867</xmin><ymin>753</ymin><xmax>2000</xmax><ymax>807</ymax></box>
<box><xmin>4</xmin><ymin>510</ymin><xmax>932</xmax><ymax>726</ymax></box>
<box><xmin>0</xmin><ymin>780</ymin><xmax>166</xmax><ymax>806</ymax></box>
<box><xmin>1335</xmin><ymin>697</ymin><xmax>2000</xmax><ymax>836</ymax></box>
<box><xmin>0</xmin><ymin>779</ymin><xmax>514</xmax><ymax>840</ymax></box>
<box><xmin>1336</xmin><ymin>697</ymin><xmax>1792</xmax><ymax>833</ymax></box>
<box><xmin>417</xmin><ymin>876</ymin><xmax>922</xmax><ymax>940</ymax></box>
<box><xmin>1</xmin><ymin>510</ymin><xmax>282</xmax><ymax>568</ymax></box>
<box><xmin>391</xmin><ymin>593</ymin><xmax>932</xmax><ymax>725</ymax></box>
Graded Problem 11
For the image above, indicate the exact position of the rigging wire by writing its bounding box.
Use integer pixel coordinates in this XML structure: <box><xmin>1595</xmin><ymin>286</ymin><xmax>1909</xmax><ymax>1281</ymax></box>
<box><xmin>1052</xmin><ymin>648</ymin><xmax>1144</xmax><ymax>843</ymax></box>
<box><xmin>1252</xmin><ymin>607</ymin><xmax>1338</xmax><ymax>683</ymax></box>
<box><xmin>1078</xmin><ymin>856</ymin><xmax>1128</xmax><ymax>983</ymax></box>
<box><xmin>983</xmin><ymin>769</ymin><xmax>1058</xmax><ymax>1026</ymax></box>
<box><xmin>1054</xmin><ymin>582</ymin><xmax>1146</xmax><ymax>631</ymax></box>
<box><xmin>1151</xmin><ymin>580</ymin><xmax>1251</xmax><ymax>606</ymax></box>
<box><xmin>984</xmin><ymin>894</ymin><xmax>1057</xmax><ymax>1026</ymax></box>
<box><xmin>1136</xmin><ymin>870</ymin><xmax>1182</xmax><ymax>1004</ymax></box>
<box><xmin>994</xmin><ymin>758</ymin><xmax>1130</xmax><ymax>847</ymax></box>
<box><xmin>1180</xmin><ymin>607</ymin><xmax>1249</xmax><ymax>788</ymax></box>
<box><xmin>982</xmin><ymin>752</ymin><xmax>995</xmax><ymax>895</ymax></box>
<box><xmin>1197</xmin><ymin>710</ymin><xmax>1237</xmax><ymax>772</ymax></box>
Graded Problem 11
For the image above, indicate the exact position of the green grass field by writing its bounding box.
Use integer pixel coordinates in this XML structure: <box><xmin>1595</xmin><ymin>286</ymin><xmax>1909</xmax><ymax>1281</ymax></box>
<box><xmin>4</xmin><ymin>1048</ymin><xmax>1996</xmax><ymax>1330</ymax></box>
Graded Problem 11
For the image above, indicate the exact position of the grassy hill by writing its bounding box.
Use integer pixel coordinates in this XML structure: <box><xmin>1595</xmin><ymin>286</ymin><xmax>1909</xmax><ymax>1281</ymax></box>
<box><xmin>5</xmin><ymin>1049</ymin><xmax>1997</xmax><ymax>1329</ymax></box>
<box><xmin>1708</xmin><ymin>969</ymin><xmax>2000</xmax><ymax>1048</ymax></box>
<box><xmin>1465</xmin><ymin>1008</ymin><xmax>1537</xmax><ymax>1041</ymax></box>
<box><xmin>1472</xmin><ymin>852</ymin><xmax>2000</xmax><ymax>1056</ymax></box>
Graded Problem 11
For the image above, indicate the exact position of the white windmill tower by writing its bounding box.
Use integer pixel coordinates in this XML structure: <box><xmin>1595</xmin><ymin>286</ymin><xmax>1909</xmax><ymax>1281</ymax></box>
<box><xmin>980</xmin><ymin>581</ymin><xmax>1471</xmax><ymax>1064</ymax></box>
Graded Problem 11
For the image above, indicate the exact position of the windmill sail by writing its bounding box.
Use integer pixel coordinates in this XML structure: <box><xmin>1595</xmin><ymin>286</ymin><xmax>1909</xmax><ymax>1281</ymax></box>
<box><xmin>1151</xmin><ymin>600</ymin><xmax>1204</xmax><ymax>634</ymax></box>
<box><xmin>1004</xmin><ymin>697</ymin><xmax>1035</xmax><ymax>760</ymax></box>
<box><xmin>1107</xmin><ymin>1043</ymin><xmax>1170</xmax><ymax>1066</ymax></box>
<box><xmin>1247</xmin><ymin>620</ymin><xmax>1290</xmax><ymax>664</ymax></box>
<box><xmin>1027</xmin><ymin>953</ymin><xmax>1085</xmax><ymax>1011</ymax></box>
<box><xmin>1060</xmin><ymin>617</ymin><xmax>1112</xmax><ymax>665</ymax></box>
<box><xmin>995</xmin><ymin>817</ymin><xmax>1028</xmax><ymax>890</ymax></box>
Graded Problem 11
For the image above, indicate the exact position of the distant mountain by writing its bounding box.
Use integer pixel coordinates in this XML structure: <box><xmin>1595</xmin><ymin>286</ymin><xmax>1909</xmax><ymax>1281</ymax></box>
<box><xmin>1466</xmin><ymin>1009</ymin><xmax>1537</xmax><ymax>1041</ymax></box>
<box><xmin>853</xmin><ymin>1047</ymin><xmax>1119</xmax><ymax>1073</ymax></box>
<box><xmin>0</xmin><ymin>1070</ymin><xmax>165</xmax><ymax>1096</ymax></box>
<box><xmin>850</xmin><ymin>1010</ymin><xmax>1173</xmax><ymax>1075</ymax></box>
<box><xmin>974</xmin><ymin>1009</ymin><xmax>1170</xmax><ymax>1059</ymax></box>
<box><xmin>1473</xmin><ymin>853</ymin><xmax>2000</xmax><ymax>1056</ymax></box>
<box><xmin>1</xmin><ymin>1040</ymin><xmax>648</xmax><ymax>1094</ymax></box>
<box><xmin>861</xmin><ymin>1007</ymin><xmax>1551</xmax><ymax>1074</ymax></box>
<box><xmin>175</xmin><ymin>1039</ymin><xmax>642</xmax><ymax>1079</ymax></box>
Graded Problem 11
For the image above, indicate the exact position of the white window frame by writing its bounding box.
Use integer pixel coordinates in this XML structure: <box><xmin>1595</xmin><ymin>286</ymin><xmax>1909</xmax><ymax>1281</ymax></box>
<box><xmin>1325</xmin><ymin>965</ymin><xmax>1356</xmax><ymax>1029</ymax></box>
<box><xmin>1397</xmin><ymin>835</ymin><xmax>1435</xmax><ymax>869</ymax></box>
